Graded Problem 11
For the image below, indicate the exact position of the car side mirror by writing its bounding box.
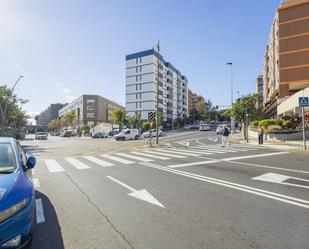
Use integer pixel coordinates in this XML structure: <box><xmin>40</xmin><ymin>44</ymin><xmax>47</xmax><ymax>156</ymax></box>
<box><xmin>26</xmin><ymin>155</ymin><xmax>36</xmax><ymax>169</ymax></box>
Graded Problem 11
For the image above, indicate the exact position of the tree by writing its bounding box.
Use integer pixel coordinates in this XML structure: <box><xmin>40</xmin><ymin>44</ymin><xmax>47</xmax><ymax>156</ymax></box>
<box><xmin>128</xmin><ymin>111</ymin><xmax>142</xmax><ymax>128</ymax></box>
<box><xmin>227</xmin><ymin>93</ymin><xmax>264</xmax><ymax>139</ymax></box>
<box><xmin>111</xmin><ymin>108</ymin><xmax>127</xmax><ymax>131</ymax></box>
<box><xmin>61</xmin><ymin>110</ymin><xmax>76</xmax><ymax>127</ymax></box>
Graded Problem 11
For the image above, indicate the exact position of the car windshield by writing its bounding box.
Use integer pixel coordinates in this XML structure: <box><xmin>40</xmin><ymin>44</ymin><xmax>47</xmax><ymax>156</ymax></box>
<box><xmin>0</xmin><ymin>143</ymin><xmax>16</xmax><ymax>172</ymax></box>
<box><xmin>37</xmin><ymin>132</ymin><xmax>46</xmax><ymax>135</ymax></box>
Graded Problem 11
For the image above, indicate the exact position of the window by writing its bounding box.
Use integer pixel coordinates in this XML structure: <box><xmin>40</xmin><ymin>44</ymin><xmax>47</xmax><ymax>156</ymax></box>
<box><xmin>136</xmin><ymin>93</ymin><xmax>138</xmax><ymax>99</ymax></box>
<box><xmin>140</xmin><ymin>93</ymin><xmax>142</xmax><ymax>99</ymax></box>
<box><xmin>86</xmin><ymin>106</ymin><xmax>95</xmax><ymax>111</ymax></box>
<box><xmin>0</xmin><ymin>143</ymin><xmax>17</xmax><ymax>170</ymax></box>
<box><xmin>139</xmin><ymin>102</ymin><xmax>141</xmax><ymax>108</ymax></box>
<box><xmin>86</xmin><ymin>112</ymin><xmax>95</xmax><ymax>118</ymax></box>
<box><xmin>139</xmin><ymin>75</ymin><xmax>142</xmax><ymax>81</ymax></box>
<box><xmin>136</xmin><ymin>67</ymin><xmax>138</xmax><ymax>73</ymax></box>
<box><xmin>136</xmin><ymin>102</ymin><xmax>138</xmax><ymax>108</ymax></box>
<box><xmin>139</xmin><ymin>57</ymin><xmax>142</xmax><ymax>63</ymax></box>
<box><xmin>136</xmin><ymin>84</ymin><xmax>138</xmax><ymax>91</ymax></box>
<box><xmin>17</xmin><ymin>143</ymin><xmax>27</xmax><ymax>166</ymax></box>
<box><xmin>136</xmin><ymin>58</ymin><xmax>138</xmax><ymax>64</ymax></box>
<box><xmin>140</xmin><ymin>84</ymin><xmax>142</xmax><ymax>90</ymax></box>
<box><xmin>140</xmin><ymin>66</ymin><xmax>142</xmax><ymax>72</ymax></box>
<box><xmin>87</xmin><ymin>99</ymin><xmax>95</xmax><ymax>104</ymax></box>
<box><xmin>136</xmin><ymin>75</ymin><xmax>138</xmax><ymax>82</ymax></box>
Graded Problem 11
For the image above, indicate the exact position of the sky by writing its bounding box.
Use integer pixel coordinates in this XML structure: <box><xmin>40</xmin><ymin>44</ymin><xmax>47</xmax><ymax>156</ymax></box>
<box><xmin>0</xmin><ymin>0</ymin><xmax>280</xmax><ymax>119</ymax></box>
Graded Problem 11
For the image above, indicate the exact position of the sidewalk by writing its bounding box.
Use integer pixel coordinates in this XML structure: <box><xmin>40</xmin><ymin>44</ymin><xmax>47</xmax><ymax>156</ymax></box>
<box><xmin>230</xmin><ymin>133</ymin><xmax>308</xmax><ymax>153</ymax></box>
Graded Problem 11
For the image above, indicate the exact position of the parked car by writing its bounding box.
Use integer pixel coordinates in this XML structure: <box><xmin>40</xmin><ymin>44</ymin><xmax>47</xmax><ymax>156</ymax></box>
<box><xmin>34</xmin><ymin>132</ymin><xmax>48</xmax><ymax>140</ymax></box>
<box><xmin>62</xmin><ymin>130</ymin><xmax>73</xmax><ymax>137</ymax></box>
<box><xmin>199</xmin><ymin>124</ymin><xmax>210</xmax><ymax>131</ymax></box>
<box><xmin>141</xmin><ymin>129</ymin><xmax>163</xmax><ymax>139</ymax></box>
<box><xmin>92</xmin><ymin>132</ymin><xmax>108</xmax><ymax>138</ymax></box>
<box><xmin>0</xmin><ymin>137</ymin><xmax>36</xmax><ymax>249</ymax></box>
<box><xmin>114</xmin><ymin>129</ymin><xmax>139</xmax><ymax>141</ymax></box>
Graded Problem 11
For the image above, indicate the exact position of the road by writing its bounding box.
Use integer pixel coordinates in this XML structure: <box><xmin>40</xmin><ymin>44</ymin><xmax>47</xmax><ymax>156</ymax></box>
<box><xmin>21</xmin><ymin>131</ymin><xmax>309</xmax><ymax>249</ymax></box>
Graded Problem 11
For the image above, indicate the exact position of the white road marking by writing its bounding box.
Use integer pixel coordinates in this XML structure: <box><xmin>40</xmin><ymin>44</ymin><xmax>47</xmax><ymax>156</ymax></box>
<box><xmin>35</xmin><ymin>198</ymin><xmax>45</xmax><ymax>224</ymax></box>
<box><xmin>227</xmin><ymin>160</ymin><xmax>309</xmax><ymax>174</ymax></box>
<box><xmin>167</xmin><ymin>148</ymin><xmax>213</xmax><ymax>155</ymax></box>
<box><xmin>195</xmin><ymin>145</ymin><xmax>258</xmax><ymax>152</ymax></box>
<box><xmin>168</xmin><ymin>160</ymin><xmax>220</xmax><ymax>168</ymax></box>
<box><xmin>65</xmin><ymin>157</ymin><xmax>91</xmax><ymax>169</ymax></box>
<box><xmin>141</xmin><ymin>162</ymin><xmax>309</xmax><ymax>209</ymax></box>
<box><xmin>191</xmin><ymin>148</ymin><xmax>227</xmax><ymax>154</ymax></box>
<box><xmin>143</xmin><ymin>150</ymin><xmax>186</xmax><ymax>158</ymax></box>
<box><xmin>101</xmin><ymin>154</ymin><xmax>134</xmax><ymax>164</ymax></box>
<box><xmin>32</xmin><ymin>178</ymin><xmax>40</xmax><ymax>189</ymax></box>
<box><xmin>107</xmin><ymin>176</ymin><xmax>164</xmax><ymax>208</ymax></box>
<box><xmin>131</xmin><ymin>152</ymin><xmax>170</xmax><ymax>160</ymax></box>
<box><xmin>45</xmin><ymin>159</ymin><xmax>65</xmax><ymax>173</ymax></box>
<box><xmin>222</xmin><ymin>152</ymin><xmax>289</xmax><ymax>161</ymax></box>
<box><xmin>253</xmin><ymin>173</ymin><xmax>309</xmax><ymax>189</ymax></box>
<box><xmin>176</xmin><ymin>141</ymin><xmax>190</xmax><ymax>146</ymax></box>
<box><xmin>155</xmin><ymin>148</ymin><xmax>202</xmax><ymax>157</ymax></box>
<box><xmin>83</xmin><ymin>156</ymin><xmax>114</xmax><ymax>167</ymax></box>
<box><xmin>115</xmin><ymin>153</ymin><xmax>153</xmax><ymax>162</ymax></box>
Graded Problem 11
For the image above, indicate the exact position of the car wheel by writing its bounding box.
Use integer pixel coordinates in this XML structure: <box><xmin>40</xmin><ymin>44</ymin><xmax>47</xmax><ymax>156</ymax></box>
<box><xmin>135</xmin><ymin>135</ymin><xmax>139</xmax><ymax>140</ymax></box>
<box><xmin>121</xmin><ymin>137</ymin><xmax>125</xmax><ymax>141</ymax></box>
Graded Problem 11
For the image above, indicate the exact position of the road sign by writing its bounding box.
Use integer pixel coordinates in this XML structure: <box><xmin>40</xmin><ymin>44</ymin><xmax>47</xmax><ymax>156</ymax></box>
<box><xmin>299</xmin><ymin>97</ymin><xmax>309</xmax><ymax>107</ymax></box>
<box><xmin>148</xmin><ymin>111</ymin><xmax>156</xmax><ymax>121</ymax></box>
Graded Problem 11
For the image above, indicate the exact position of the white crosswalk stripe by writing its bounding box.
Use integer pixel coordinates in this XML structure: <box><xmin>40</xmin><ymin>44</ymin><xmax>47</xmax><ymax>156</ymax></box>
<box><xmin>45</xmin><ymin>159</ymin><xmax>65</xmax><ymax>173</ymax></box>
<box><xmin>65</xmin><ymin>157</ymin><xmax>90</xmax><ymax>169</ymax></box>
<box><xmin>131</xmin><ymin>151</ymin><xmax>170</xmax><ymax>160</ymax></box>
<box><xmin>101</xmin><ymin>154</ymin><xmax>134</xmax><ymax>164</ymax></box>
<box><xmin>83</xmin><ymin>156</ymin><xmax>114</xmax><ymax>167</ymax></box>
<box><xmin>166</xmin><ymin>148</ymin><xmax>213</xmax><ymax>155</ymax></box>
<box><xmin>114</xmin><ymin>153</ymin><xmax>153</xmax><ymax>162</ymax></box>
<box><xmin>191</xmin><ymin>148</ymin><xmax>226</xmax><ymax>154</ymax></box>
<box><xmin>155</xmin><ymin>148</ymin><xmax>202</xmax><ymax>157</ymax></box>
<box><xmin>143</xmin><ymin>150</ymin><xmax>186</xmax><ymax>158</ymax></box>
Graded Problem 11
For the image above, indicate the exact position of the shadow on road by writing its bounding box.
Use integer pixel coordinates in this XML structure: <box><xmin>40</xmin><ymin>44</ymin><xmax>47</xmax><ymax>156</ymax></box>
<box><xmin>27</xmin><ymin>191</ymin><xmax>64</xmax><ymax>249</ymax></box>
<box><xmin>22</xmin><ymin>145</ymin><xmax>47</xmax><ymax>155</ymax></box>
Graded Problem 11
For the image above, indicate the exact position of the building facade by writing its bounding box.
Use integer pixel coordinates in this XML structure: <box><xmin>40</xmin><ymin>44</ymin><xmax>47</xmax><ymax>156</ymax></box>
<box><xmin>35</xmin><ymin>103</ymin><xmax>65</xmax><ymax>126</ymax></box>
<box><xmin>125</xmin><ymin>49</ymin><xmax>188</xmax><ymax>121</ymax></box>
<box><xmin>263</xmin><ymin>0</ymin><xmax>309</xmax><ymax>118</ymax></box>
<box><xmin>256</xmin><ymin>75</ymin><xmax>264</xmax><ymax>109</ymax></box>
<box><xmin>58</xmin><ymin>95</ymin><xmax>124</xmax><ymax>126</ymax></box>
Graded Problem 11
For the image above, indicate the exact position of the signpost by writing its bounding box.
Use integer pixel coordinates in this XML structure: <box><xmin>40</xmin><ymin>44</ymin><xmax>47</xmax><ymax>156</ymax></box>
<box><xmin>299</xmin><ymin>97</ymin><xmax>308</xmax><ymax>150</ymax></box>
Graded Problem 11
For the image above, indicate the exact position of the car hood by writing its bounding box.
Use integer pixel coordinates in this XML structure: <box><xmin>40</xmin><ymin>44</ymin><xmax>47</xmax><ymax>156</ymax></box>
<box><xmin>0</xmin><ymin>170</ymin><xmax>33</xmax><ymax>209</ymax></box>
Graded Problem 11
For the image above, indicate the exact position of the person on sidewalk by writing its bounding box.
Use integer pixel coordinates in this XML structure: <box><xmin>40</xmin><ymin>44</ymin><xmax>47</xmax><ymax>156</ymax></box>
<box><xmin>258</xmin><ymin>126</ymin><xmax>264</xmax><ymax>145</ymax></box>
<box><xmin>221</xmin><ymin>125</ymin><xmax>230</xmax><ymax>148</ymax></box>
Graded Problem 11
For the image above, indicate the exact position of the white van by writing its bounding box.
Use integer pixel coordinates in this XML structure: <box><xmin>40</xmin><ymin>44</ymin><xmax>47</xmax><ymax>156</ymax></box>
<box><xmin>114</xmin><ymin>129</ymin><xmax>140</xmax><ymax>141</ymax></box>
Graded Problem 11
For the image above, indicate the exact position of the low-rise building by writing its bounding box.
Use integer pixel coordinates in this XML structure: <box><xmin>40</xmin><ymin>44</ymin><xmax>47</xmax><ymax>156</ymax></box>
<box><xmin>58</xmin><ymin>95</ymin><xmax>124</xmax><ymax>126</ymax></box>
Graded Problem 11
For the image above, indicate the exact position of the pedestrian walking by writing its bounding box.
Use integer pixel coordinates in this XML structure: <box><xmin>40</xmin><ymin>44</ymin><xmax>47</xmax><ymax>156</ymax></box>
<box><xmin>221</xmin><ymin>125</ymin><xmax>230</xmax><ymax>148</ymax></box>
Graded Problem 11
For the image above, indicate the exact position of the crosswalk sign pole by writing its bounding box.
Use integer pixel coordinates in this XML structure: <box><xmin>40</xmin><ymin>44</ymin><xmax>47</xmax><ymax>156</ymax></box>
<box><xmin>302</xmin><ymin>106</ymin><xmax>306</xmax><ymax>150</ymax></box>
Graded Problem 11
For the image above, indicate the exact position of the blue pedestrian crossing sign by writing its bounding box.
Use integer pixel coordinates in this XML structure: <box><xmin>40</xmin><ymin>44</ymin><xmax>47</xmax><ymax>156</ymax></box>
<box><xmin>299</xmin><ymin>97</ymin><xmax>309</xmax><ymax>107</ymax></box>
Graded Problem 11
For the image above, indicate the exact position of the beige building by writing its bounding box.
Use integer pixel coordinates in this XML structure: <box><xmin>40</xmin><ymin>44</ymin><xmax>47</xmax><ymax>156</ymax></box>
<box><xmin>59</xmin><ymin>95</ymin><xmax>124</xmax><ymax>126</ymax></box>
<box><xmin>263</xmin><ymin>0</ymin><xmax>309</xmax><ymax>118</ymax></box>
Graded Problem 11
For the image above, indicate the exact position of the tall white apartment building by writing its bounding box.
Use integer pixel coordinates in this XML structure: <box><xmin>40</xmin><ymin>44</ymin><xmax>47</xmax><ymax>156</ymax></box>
<box><xmin>125</xmin><ymin>49</ymin><xmax>188</xmax><ymax>122</ymax></box>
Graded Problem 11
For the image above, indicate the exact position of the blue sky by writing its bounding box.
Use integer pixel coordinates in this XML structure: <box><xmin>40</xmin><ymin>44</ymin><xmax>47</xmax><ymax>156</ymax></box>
<box><xmin>0</xmin><ymin>0</ymin><xmax>280</xmax><ymax>118</ymax></box>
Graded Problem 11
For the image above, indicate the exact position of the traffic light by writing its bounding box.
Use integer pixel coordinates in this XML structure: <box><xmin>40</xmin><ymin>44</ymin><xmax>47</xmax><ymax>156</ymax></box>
<box><xmin>148</xmin><ymin>111</ymin><xmax>156</xmax><ymax>121</ymax></box>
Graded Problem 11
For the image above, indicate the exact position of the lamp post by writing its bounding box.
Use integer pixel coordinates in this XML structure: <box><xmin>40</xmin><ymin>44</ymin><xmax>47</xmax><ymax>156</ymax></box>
<box><xmin>226</xmin><ymin>62</ymin><xmax>234</xmax><ymax>132</ymax></box>
<box><xmin>155</xmin><ymin>41</ymin><xmax>160</xmax><ymax>145</ymax></box>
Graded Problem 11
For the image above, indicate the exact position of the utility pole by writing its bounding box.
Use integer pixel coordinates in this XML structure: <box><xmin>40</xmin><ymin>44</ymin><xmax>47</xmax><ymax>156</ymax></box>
<box><xmin>226</xmin><ymin>62</ymin><xmax>234</xmax><ymax>132</ymax></box>
<box><xmin>156</xmin><ymin>41</ymin><xmax>160</xmax><ymax>145</ymax></box>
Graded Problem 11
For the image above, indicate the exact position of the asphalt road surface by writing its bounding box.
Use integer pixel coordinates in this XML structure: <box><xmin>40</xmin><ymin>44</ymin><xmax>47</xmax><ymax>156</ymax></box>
<box><xmin>21</xmin><ymin>131</ymin><xmax>309</xmax><ymax>249</ymax></box>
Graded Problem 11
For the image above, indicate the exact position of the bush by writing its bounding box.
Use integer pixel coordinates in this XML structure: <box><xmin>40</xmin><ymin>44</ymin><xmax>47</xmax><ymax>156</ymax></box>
<box><xmin>275</xmin><ymin>119</ymin><xmax>284</xmax><ymax>126</ymax></box>
<box><xmin>251</xmin><ymin>120</ymin><xmax>259</xmax><ymax>126</ymax></box>
<box><xmin>259</xmin><ymin>119</ymin><xmax>275</xmax><ymax>128</ymax></box>
<box><xmin>282</xmin><ymin>120</ymin><xmax>293</xmax><ymax>129</ymax></box>
<box><xmin>142</xmin><ymin>122</ymin><xmax>151</xmax><ymax>131</ymax></box>
<box><xmin>267</xmin><ymin>125</ymin><xmax>283</xmax><ymax>132</ymax></box>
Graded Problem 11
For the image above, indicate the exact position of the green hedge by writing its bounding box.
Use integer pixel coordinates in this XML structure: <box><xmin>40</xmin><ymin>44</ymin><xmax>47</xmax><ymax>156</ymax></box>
<box><xmin>251</xmin><ymin>119</ymin><xmax>286</xmax><ymax>128</ymax></box>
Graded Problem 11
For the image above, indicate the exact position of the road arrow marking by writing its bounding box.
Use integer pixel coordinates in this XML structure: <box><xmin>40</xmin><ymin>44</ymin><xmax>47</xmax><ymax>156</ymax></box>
<box><xmin>107</xmin><ymin>176</ymin><xmax>164</xmax><ymax>208</ymax></box>
<box><xmin>252</xmin><ymin>173</ymin><xmax>309</xmax><ymax>189</ymax></box>
<box><xmin>176</xmin><ymin>141</ymin><xmax>190</xmax><ymax>146</ymax></box>
<box><xmin>208</xmin><ymin>137</ymin><xmax>218</xmax><ymax>142</ymax></box>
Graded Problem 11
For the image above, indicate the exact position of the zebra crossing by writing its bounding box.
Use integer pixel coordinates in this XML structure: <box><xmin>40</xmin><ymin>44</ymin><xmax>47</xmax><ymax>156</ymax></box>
<box><xmin>41</xmin><ymin>145</ymin><xmax>264</xmax><ymax>173</ymax></box>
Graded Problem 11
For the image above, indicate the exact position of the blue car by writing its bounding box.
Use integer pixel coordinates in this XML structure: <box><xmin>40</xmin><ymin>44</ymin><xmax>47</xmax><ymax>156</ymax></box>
<box><xmin>0</xmin><ymin>138</ymin><xmax>36</xmax><ymax>249</ymax></box>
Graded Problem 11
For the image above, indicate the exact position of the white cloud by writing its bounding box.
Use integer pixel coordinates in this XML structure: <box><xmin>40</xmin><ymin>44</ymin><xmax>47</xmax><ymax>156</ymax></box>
<box><xmin>65</xmin><ymin>95</ymin><xmax>76</xmax><ymax>100</ymax></box>
<box><xmin>62</xmin><ymin>88</ymin><xmax>71</xmax><ymax>94</ymax></box>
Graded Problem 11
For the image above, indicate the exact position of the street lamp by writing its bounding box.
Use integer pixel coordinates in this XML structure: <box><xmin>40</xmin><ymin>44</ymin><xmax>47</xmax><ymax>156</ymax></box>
<box><xmin>155</xmin><ymin>41</ymin><xmax>160</xmax><ymax>145</ymax></box>
<box><xmin>226</xmin><ymin>62</ymin><xmax>234</xmax><ymax>132</ymax></box>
